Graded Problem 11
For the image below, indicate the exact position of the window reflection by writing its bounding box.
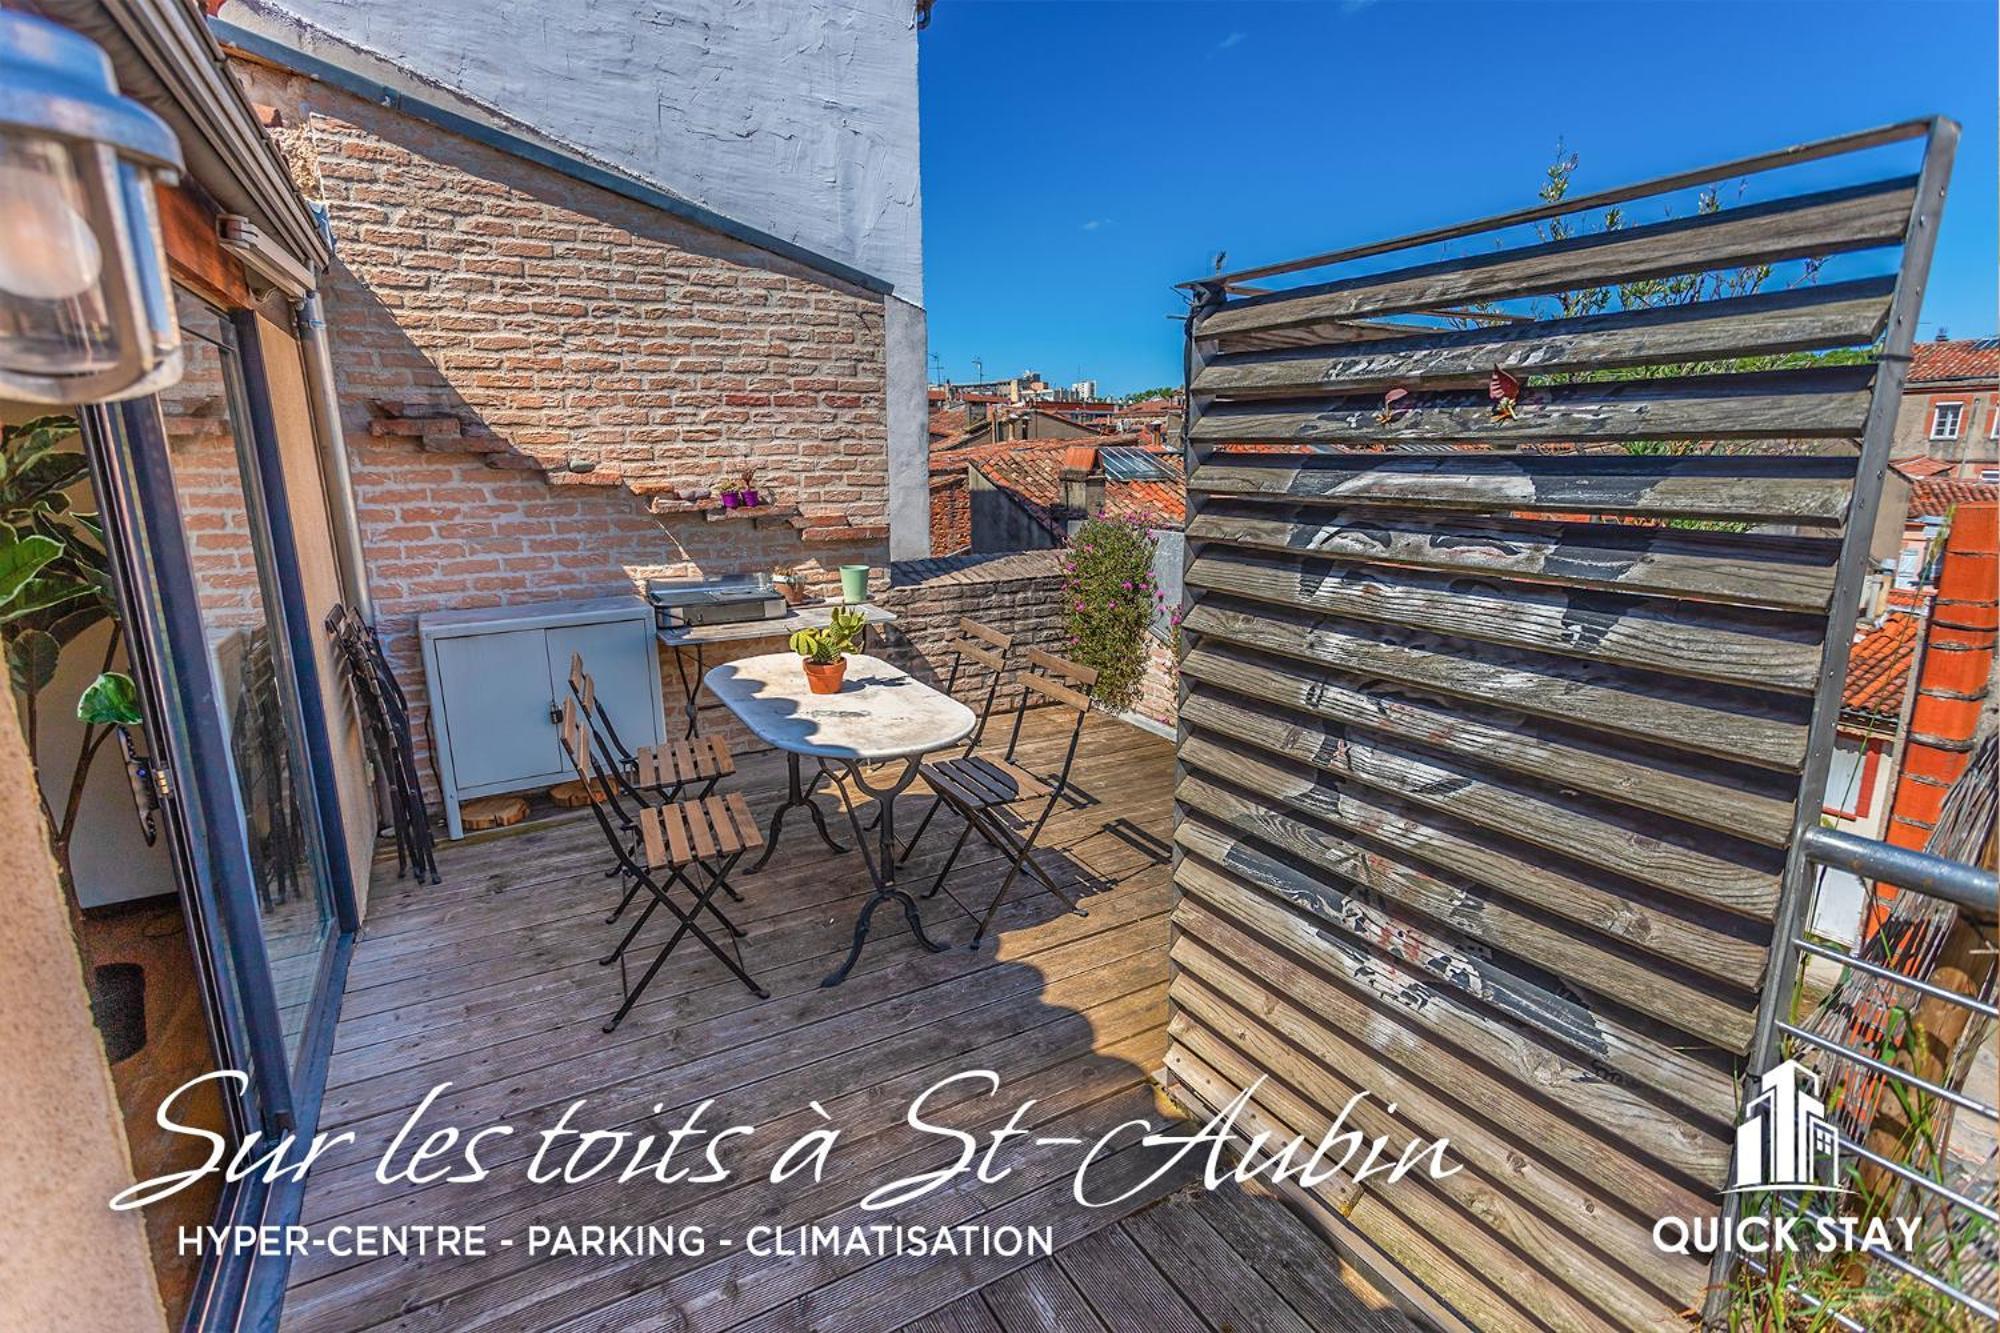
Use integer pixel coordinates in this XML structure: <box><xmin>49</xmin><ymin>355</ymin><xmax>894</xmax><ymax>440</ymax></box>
<box><xmin>158</xmin><ymin>290</ymin><xmax>329</xmax><ymax>1065</ymax></box>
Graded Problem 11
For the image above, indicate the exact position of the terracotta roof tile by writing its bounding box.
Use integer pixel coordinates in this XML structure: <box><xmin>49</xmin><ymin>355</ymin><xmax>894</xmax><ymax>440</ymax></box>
<box><xmin>1844</xmin><ymin>611</ymin><xmax>1919</xmax><ymax>723</ymax></box>
<box><xmin>1908</xmin><ymin>337</ymin><xmax>2000</xmax><ymax>386</ymax></box>
<box><xmin>1892</xmin><ymin>456</ymin><xmax>1956</xmax><ymax>480</ymax></box>
<box><xmin>1911</xmin><ymin>478</ymin><xmax>2000</xmax><ymax>518</ymax></box>
<box><xmin>928</xmin><ymin>407</ymin><xmax>969</xmax><ymax>442</ymax></box>
<box><xmin>932</xmin><ymin>435</ymin><xmax>1185</xmax><ymax>536</ymax></box>
<box><xmin>1886</xmin><ymin>502</ymin><xmax>1997</xmax><ymax>848</ymax></box>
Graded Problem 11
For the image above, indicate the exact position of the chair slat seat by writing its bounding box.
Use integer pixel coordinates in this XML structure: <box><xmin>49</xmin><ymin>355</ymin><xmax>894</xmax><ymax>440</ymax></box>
<box><xmin>723</xmin><ymin>791</ymin><xmax>766</xmax><ymax>851</ymax></box>
<box><xmin>634</xmin><ymin>734</ymin><xmax>733</xmax><ymax>788</ymax></box>
<box><xmin>910</xmin><ymin>646</ymin><xmax>1097</xmax><ymax>948</ymax></box>
<box><xmin>924</xmin><ymin>754</ymin><xmax>1050</xmax><ymax>808</ymax></box>
<box><xmin>558</xmin><ymin>694</ymin><xmax>766</xmax><ymax>1030</ymax></box>
<box><xmin>637</xmin><ymin>796</ymin><xmax>767</xmax><ymax>869</ymax></box>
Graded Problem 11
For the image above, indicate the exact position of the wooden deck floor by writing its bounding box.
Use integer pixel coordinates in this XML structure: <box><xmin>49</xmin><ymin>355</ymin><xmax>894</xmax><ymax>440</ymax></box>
<box><xmin>282</xmin><ymin>711</ymin><xmax>1404</xmax><ymax>1332</ymax></box>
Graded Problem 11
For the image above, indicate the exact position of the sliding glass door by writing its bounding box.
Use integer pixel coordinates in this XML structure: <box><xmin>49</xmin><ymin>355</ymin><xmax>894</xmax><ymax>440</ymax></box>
<box><xmin>157</xmin><ymin>291</ymin><xmax>338</xmax><ymax>1071</ymax></box>
<box><xmin>77</xmin><ymin>283</ymin><xmax>356</xmax><ymax>1329</ymax></box>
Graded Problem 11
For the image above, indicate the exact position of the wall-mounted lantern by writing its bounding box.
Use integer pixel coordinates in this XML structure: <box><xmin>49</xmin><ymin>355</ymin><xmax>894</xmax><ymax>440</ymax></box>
<box><xmin>0</xmin><ymin>11</ymin><xmax>185</xmax><ymax>404</ymax></box>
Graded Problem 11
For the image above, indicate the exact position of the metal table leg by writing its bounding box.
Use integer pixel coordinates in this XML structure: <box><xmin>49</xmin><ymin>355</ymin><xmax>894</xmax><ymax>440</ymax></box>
<box><xmin>748</xmin><ymin>752</ymin><xmax>848</xmax><ymax>871</ymax></box>
<box><xmin>669</xmin><ymin>642</ymin><xmax>706</xmax><ymax>738</ymax></box>
<box><xmin>819</xmin><ymin>755</ymin><xmax>948</xmax><ymax>987</ymax></box>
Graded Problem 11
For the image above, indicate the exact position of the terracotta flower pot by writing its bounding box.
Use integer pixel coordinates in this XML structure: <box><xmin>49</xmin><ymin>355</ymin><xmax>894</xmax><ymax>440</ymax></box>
<box><xmin>802</xmin><ymin>658</ymin><xmax>847</xmax><ymax>694</ymax></box>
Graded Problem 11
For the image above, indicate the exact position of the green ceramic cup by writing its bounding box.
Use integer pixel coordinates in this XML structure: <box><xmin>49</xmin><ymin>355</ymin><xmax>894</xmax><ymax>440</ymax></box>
<box><xmin>839</xmin><ymin>564</ymin><xmax>870</xmax><ymax>604</ymax></box>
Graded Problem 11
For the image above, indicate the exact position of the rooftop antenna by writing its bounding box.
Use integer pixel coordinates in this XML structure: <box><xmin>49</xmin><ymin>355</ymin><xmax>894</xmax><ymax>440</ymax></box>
<box><xmin>972</xmin><ymin>355</ymin><xmax>985</xmax><ymax>382</ymax></box>
<box><xmin>928</xmin><ymin>351</ymin><xmax>943</xmax><ymax>382</ymax></box>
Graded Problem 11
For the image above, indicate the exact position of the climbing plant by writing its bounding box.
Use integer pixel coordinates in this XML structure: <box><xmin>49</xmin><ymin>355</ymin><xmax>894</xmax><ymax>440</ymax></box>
<box><xmin>1061</xmin><ymin>516</ymin><xmax>1159</xmax><ymax>714</ymax></box>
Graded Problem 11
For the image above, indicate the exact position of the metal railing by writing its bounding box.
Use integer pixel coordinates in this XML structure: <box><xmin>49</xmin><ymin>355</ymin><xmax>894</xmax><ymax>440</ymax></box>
<box><xmin>1740</xmin><ymin>825</ymin><xmax>1998</xmax><ymax>1327</ymax></box>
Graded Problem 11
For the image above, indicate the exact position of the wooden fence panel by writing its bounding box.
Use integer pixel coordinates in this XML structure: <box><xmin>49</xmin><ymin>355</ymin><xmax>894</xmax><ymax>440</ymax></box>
<box><xmin>1167</xmin><ymin>122</ymin><xmax>1953</xmax><ymax>1330</ymax></box>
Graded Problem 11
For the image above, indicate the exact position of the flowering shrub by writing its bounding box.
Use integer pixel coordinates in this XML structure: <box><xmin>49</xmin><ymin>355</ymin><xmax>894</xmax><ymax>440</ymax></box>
<box><xmin>1061</xmin><ymin>517</ymin><xmax>1161</xmax><ymax>714</ymax></box>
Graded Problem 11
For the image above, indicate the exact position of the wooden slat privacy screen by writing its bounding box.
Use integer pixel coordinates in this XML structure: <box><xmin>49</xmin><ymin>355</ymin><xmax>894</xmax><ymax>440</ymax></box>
<box><xmin>1167</xmin><ymin>121</ymin><xmax>1955</xmax><ymax>1331</ymax></box>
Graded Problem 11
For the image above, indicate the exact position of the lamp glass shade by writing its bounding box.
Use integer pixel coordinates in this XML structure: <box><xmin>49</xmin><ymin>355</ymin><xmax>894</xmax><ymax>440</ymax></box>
<box><xmin>0</xmin><ymin>10</ymin><xmax>185</xmax><ymax>403</ymax></box>
<box><xmin>0</xmin><ymin>132</ymin><xmax>118</xmax><ymax>378</ymax></box>
<box><xmin>117</xmin><ymin>154</ymin><xmax>177</xmax><ymax>363</ymax></box>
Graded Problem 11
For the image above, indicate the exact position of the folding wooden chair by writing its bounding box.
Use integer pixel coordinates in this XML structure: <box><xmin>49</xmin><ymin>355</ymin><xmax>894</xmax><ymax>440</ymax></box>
<box><xmin>558</xmin><ymin>701</ymin><xmax>766</xmax><ymax>1031</ymax></box>
<box><xmin>875</xmin><ymin>617</ymin><xmax>1014</xmax><ymax>843</ymax></box>
<box><xmin>568</xmin><ymin>652</ymin><xmax>734</xmax><ymax>803</ymax></box>
<box><xmin>914</xmin><ymin>648</ymin><xmax>1096</xmax><ymax>948</ymax></box>
<box><xmin>568</xmin><ymin>653</ymin><xmax>739</xmax><ymax>915</ymax></box>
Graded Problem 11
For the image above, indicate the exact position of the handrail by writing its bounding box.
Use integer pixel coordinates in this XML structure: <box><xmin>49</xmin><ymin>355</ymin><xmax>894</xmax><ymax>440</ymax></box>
<box><xmin>1181</xmin><ymin>118</ymin><xmax>1932</xmax><ymax>290</ymax></box>
<box><xmin>1799</xmin><ymin>824</ymin><xmax>1998</xmax><ymax>921</ymax></box>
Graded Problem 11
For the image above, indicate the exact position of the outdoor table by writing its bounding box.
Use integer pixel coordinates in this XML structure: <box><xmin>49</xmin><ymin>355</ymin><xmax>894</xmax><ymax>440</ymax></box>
<box><xmin>655</xmin><ymin>603</ymin><xmax>897</xmax><ymax>739</ymax></box>
<box><xmin>702</xmin><ymin>652</ymin><xmax>976</xmax><ymax>987</ymax></box>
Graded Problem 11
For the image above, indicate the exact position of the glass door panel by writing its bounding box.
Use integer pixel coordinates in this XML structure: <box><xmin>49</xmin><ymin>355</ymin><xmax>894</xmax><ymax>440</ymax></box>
<box><xmin>158</xmin><ymin>290</ymin><xmax>333</xmax><ymax>1070</ymax></box>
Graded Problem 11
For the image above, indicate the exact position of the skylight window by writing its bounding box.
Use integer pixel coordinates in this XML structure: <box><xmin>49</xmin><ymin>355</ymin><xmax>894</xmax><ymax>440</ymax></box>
<box><xmin>1101</xmin><ymin>447</ymin><xmax>1170</xmax><ymax>482</ymax></box>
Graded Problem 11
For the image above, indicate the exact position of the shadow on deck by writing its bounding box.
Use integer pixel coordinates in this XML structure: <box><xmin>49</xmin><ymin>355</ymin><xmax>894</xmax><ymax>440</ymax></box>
<box><xmin>282</xmin><ymin>712</ymin><xmax>1406</xmax><ymax>1332</ymax></box>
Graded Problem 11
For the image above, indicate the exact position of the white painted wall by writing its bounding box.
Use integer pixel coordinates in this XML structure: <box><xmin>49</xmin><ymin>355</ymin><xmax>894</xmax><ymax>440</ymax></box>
<box><xmin>222</xmin><ymin>0</ymin><xmax>925</xmax><ymax>302</ymax></box>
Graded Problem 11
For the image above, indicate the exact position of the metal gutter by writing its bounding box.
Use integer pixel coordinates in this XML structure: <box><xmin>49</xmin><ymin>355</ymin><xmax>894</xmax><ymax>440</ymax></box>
<box><xmin>210</xmin><ymin>19</ymin><xmax>897</xmax><ymax>298</ymax></box>
<box><xmin>296</xmin><ymin>288</ymin><xmax>373</xmax><ymax>621</ymax></box>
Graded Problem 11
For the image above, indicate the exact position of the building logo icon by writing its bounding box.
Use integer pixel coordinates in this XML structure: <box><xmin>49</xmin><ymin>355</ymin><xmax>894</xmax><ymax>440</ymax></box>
<box><xmin>1729</xmin><ymin>1060</ymin><xmax>1842</xmax><ymax>1194</ymax></box>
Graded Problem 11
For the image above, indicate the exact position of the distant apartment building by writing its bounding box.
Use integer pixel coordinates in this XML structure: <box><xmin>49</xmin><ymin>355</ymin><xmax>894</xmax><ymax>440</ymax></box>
<box><xmin>1892</xmin><ymin>336</ymin><xmax>2000</xmax><ymax>481</ymax></box>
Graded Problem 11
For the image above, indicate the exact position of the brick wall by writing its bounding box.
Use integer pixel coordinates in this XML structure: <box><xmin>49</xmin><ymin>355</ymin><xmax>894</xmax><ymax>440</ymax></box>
<box><xmin>879</xmin><ymin>550</ymin><xmax>1069</xmax><ymax>712</ymax></box>
<box><xmin>236</xmin><ymin>63</ymin><xmax>896</xmax><ymax>776</ymax></box>
<box><xmin>879</xmin><ymin>549</ymin><xmax>1182</xmax><ymax>735</ymax></box>
<box><xmin>1134</xmin><ymin>631</ymin><xmax>1179</xmax><ymax>732</ymax></box>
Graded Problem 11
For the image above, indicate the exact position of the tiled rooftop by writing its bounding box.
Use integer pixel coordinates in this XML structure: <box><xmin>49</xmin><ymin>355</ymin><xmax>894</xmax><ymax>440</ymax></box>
<box><xmin>928</xmin><ymin>435</ymin><xmax>1185</xmax><ymax>553</ymax></box>
<box><xmin>1844</xmin><ymin>610</ymin><xmax>1920</xmax><ymax>726</ymax></box>
<box><xmin>927</xmin><ymin>406</ymin><xmax>970</xmax><ymax>442</ymax></box>
<box><xmin>1908</xmin><ymin>337</ymin><xmax>2000</xmax><ymax>386</ymax></box>
<box><xmin>1912</xmin><ymin>477</ymin><xmax>2000</xmax><ymax>518</ymax></box>
<box><xmin>965</xmin><ymin>436</ymin><xmax>1186</xmax><ymax>536</ymax></box>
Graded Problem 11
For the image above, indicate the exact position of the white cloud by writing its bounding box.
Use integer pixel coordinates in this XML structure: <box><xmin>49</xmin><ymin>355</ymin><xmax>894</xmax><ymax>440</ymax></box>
<box><xmin>1216</xmin><ymin>31</ymin><xmax>1246</xmax><ymax>50</ymax></box>
<box><xmin>1082</xmin><ymin>218</ymin><xmax>1112</xmax><ymax>232</ymax></box>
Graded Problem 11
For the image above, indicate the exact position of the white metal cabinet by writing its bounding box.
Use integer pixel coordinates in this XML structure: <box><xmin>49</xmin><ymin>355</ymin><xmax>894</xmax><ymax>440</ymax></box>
<box><xmin>418</xmin><ymin>596</ymin><xmax>664</xmax><ymax>838</ymax></box>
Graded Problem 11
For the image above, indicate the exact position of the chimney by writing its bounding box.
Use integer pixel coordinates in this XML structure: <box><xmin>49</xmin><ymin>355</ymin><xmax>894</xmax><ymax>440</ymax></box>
<box><xmin>1059</xmin><ymin>444</ymin><xmax>1105</xmax><ymax>536</ymax></box>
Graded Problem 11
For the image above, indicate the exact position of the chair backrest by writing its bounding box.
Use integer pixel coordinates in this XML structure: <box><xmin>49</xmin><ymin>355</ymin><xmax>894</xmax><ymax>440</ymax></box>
<box><xmin>560</xmin><ymin>696</ymin><xmax>645</xmax><ymax>858</ymax></box>
<box><xmin>944</xmin><ymin>618</ymin><xmax>1014</xmax><ymax>750</ymax></box>
<box><xmin>558</xmin><ymin>695</ymin><xmax>599</xmax><ymax>782</ymax></box>
<box><xmin>568</xmin><ymin>651</ymin><xmax>640</xmax><ymax>765</ymax></box>
<box><xmin>1004</xmin><ymin>647</ymin><xmax>1096</xmax><ymax>786</ymax></box>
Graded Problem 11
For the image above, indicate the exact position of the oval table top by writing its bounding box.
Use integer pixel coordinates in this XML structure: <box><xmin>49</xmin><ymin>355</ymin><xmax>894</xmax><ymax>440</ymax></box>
<box><xmin>701</xmin><ymin>652</ymin><xmax>976</xmax><ymax>762</ymax></box>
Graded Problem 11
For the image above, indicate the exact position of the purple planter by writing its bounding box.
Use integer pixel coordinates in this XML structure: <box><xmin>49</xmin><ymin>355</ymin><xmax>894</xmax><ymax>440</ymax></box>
<box><xmin>743</xmin><ymin>488</ymin><xmax>761</xmax><ymax>507</ymax></box>
<box><xmin>720</xmin><ymin>490</ymin><xmax>743</xmax><ymax>509</ymax></box>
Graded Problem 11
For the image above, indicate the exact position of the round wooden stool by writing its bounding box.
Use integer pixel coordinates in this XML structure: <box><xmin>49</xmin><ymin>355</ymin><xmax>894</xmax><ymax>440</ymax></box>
<box><xmin>460</xmin><ymin>795</ymin><xmax>529</xmax><ymax>831</ymax></box>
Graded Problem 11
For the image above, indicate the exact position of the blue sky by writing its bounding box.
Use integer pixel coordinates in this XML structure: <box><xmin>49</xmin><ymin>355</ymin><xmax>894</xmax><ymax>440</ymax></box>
<box><xmin>917</xmin><ymin>0</ymin><xmax>1998</xmax><ymax>397</ymax></box>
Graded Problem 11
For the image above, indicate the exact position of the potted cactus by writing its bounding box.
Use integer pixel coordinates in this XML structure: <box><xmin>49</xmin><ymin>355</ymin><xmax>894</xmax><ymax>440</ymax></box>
<box><xmin>789</xmin><ymin>606</ymin><xmax>866</xmax><ymax>694</ymax></box>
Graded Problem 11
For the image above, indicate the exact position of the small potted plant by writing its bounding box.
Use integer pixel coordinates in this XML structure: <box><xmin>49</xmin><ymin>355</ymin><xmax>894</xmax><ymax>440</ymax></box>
<box><xmin>772</xmin><ymin>564</ymin><xmax>811</xmax><ymax>607</ymax></box>
<box><xmin>740</xmin><ymin>468</ymin><xmax>761</xmax><ymax>508</ymax></box>
<box><xmin>789</xmin><ymin>606</ymin><xmax>866</xmax><ymax>694</ymax></box>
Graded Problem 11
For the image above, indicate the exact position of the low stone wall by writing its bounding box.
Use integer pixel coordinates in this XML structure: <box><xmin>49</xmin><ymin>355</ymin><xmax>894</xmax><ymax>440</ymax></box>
<box><xmin>1133</xmin><ymin>630</ymin><xmax>1180</xmax><ymax>732</ymax></box>
<box><xmin>879</xmin><ymin>550</ymin><xmax>1069</xmax><ymax>708</ymax></box>
<box><xmin>879</xmin><ymin>549</ymin><xmax>1179</xmax><ymax>731</ymax></box>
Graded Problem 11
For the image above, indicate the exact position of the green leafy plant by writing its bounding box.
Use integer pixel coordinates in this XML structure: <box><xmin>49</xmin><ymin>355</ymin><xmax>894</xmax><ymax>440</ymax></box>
<box><xmin>789</xmin><ymin>607</ymin><xmax>866</xmax><ymax>665</ymax></box>
<box><xmin>1062</xmin><ymin>516</ymin><xmax>1158</xmax><ymax>714</ymax></box>
<box><xmin>0</xmin><ymin>413</ymin><xmax>140</xmax><ymax>898</ymax></box>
